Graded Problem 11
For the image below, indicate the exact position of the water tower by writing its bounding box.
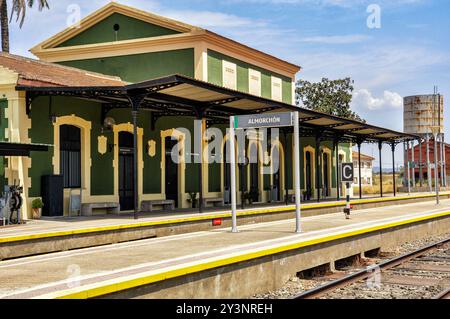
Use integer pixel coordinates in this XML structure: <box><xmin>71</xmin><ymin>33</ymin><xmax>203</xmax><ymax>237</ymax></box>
<box><xmin>404</xmin><ymin>95</ymin><xmax>444</xmax><ymax>135</ymax></box>
<box><xmin>403</xmin><ymin>94</ymin><xmax>445</xmax><ymax>189</ymax></box>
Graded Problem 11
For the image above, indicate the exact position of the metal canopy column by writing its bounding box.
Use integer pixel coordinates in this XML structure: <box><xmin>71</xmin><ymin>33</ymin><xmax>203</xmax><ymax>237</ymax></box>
<box><xmin>334</xmin><ymin>138</ymin><xmax>340</xmax><ymax>201</ymax></box>
<box><xmin>357</xmin><ymin>141</ymin><xmax>363</xmax><ymax>199</ymax></box>
<box><xmin>128</xmin><ymin>92</ymin><xmax>146</xmax><ymax>220</ymax></box>
<box><xmin>378</xmin><ymin>141</ymin><xmax>383</xmax><ymax>198</ymax></box>
<box><xmin>315</xmin><ymin>133</ymin><xmax>322</xmax><ymax>203</ymax></box>
<box><xmin>194</xmin><ymin>108</ymin><xmax>206</xmax><ymax>214</ymax></box>
<box><xmin>391</xmin><ymin>142</ymin><xmax>397</xmax><ymax>197</ymax></box>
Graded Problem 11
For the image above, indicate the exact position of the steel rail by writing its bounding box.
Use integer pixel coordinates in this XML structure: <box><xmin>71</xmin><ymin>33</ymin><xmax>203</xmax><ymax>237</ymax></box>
<box><xmin>433</xmin><ymin>286</ymin><xmax>450</xmax><ymax>299</ymax></box>
<box><xmin>292</xmin><ymin>237</ymin><xmax>450</xmax><ymax>299</ymax></box>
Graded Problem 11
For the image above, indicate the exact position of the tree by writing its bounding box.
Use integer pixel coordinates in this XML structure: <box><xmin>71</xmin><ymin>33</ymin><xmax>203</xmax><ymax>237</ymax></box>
<box><xmin>296</xmin><ymin>77</ymin><xmax>365</xmax><ymax>122</ymax></box>
<box><xmin>0</xmin><ymin>0</ymin><xmax>49</xmax><ymax>53</ymax></box>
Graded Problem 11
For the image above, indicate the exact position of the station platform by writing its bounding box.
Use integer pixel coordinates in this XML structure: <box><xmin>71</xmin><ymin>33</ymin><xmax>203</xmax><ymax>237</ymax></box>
<box><xmin>1</xmin><ymin>191</ymin><xmax>448</xmax><ymax>242</ymax></box>
<box><xmin>0</xmin><ymin>198</ymin><xmax>449</xmax><ymax>299</ymax></box>
<box><xmin>0</xmin><ymin>192</ymin><xmax>449</xmax><ymax>261</ymax></box>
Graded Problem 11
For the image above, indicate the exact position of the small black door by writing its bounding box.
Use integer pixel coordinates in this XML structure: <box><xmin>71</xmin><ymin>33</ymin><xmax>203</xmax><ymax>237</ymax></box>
<box><xmin>306</xmin><ymin>151</ymin><xmax>312</xmax><ymax>193</ymax></box>
<box><xmin>119</xmin><ymin>132</ymin><xmax>134</xmax><ymax>211</ymax></box>
<box><xmin>165</xmin><ymin>137</ymin><xmax>179</xmax><ymax>207</ymax></box>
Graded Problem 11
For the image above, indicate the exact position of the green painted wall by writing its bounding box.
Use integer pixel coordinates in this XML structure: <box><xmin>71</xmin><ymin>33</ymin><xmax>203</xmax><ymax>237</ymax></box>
<box><xmin>58</xmin><ymin>13</ymin><xmax>180</xmax><ymax>47</ymax></box>
<box><xmin>59</xmin><ymin>49</ymin><xmax>195</xmax><ymax>83</ymax></box>
<box><xmin>207</xmin><ymin>50</ymin><xmax>293</xmax><ymax>104</ymax></box>
<box><xmin>28</xmin><ymin>96</ymin><xmax>115</xmax><ymax>197</ymax></box>
<box><xmin>27</xmin><ymin>96</ymin><xmax>205</xmax><ymax>198</ymax></box>
<box><xmin>0</xmin><ymin>99</ymin><xmax>8</xmax><ymax>190</ymax></box>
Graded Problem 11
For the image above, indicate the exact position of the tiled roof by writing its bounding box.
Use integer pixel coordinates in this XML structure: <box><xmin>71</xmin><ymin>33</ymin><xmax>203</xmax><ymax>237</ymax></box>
<box><xmin>352</xmin><ymin>152</ymin><xmax>375</xmax><ymax>161</ymax></box>
<box><xmin>0</xmin><ymin>52</ymin><xmax>125</xmax><ymax>87</ymax></box>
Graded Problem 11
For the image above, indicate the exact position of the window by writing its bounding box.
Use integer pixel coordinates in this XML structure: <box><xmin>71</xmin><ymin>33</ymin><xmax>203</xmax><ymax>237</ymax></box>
<box><xmin>222</xmin><ymin>60</ymin><xmax>237</xmax><ymax>90</ymax></box>
<box><xmin>271</xmin><ymin>76</ymin><xmax>282</xmax><ymax>101</ymax></box>
<box><xmin>249</xmin><ymin>69</ymin><xmax>261</xmax><ymax>96</ymax></box>
<box><xmin>60</xmin><ymin>125</ymin><xmax>81</xmax><ymax>188</ymax></box>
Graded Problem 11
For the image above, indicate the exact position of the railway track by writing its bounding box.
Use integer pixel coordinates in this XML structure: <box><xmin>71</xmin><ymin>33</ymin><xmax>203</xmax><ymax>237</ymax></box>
<box><xmin>292</xmin><ymin>237</ymin><xmax>450</xmax><ymax>299</ymax></box>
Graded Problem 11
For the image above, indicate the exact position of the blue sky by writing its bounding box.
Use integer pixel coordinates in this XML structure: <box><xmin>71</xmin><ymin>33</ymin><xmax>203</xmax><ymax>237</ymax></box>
<box><xmin>6</xmin><ymin>0</ymin><xmax>450</xmax><ymax>166</ymax></box>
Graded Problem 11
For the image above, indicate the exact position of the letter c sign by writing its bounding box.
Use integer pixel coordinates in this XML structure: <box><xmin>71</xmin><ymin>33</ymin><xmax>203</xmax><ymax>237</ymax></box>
<box><xmin>341</xmin><ymin>163</ymin><xmax>354</xmax><ymax>182</ymax></box>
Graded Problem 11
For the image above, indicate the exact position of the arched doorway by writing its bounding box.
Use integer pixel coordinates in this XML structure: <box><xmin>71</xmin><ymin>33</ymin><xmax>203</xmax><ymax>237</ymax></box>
<box><xmin>118</xmin><ymin>132</ymin><xmax>134</xmax><ymax>211</ymax></box>
<box><xmin>60</xmin><ymin>125</ymin><xmax>81</xmax><ymax>189</ymax></box>
<box><xmin>165</xmin><ymin>137</ymin><xmax>179</xmax><ymax>207</ymax></box>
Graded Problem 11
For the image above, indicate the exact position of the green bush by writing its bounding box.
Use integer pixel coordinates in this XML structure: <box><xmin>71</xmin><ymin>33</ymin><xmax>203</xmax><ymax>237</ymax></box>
<box><xmin>31</xmin><ymin>198</ymin><xmax>44</xmax><ymax>209</ymax></box>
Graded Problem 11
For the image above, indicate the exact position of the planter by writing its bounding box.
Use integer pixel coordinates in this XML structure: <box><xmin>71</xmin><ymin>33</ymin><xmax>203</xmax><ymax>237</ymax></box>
<box><xmin>32</xmin><ymin>208</ymin><xmax>42</xmax><ymax>219</ymax></box>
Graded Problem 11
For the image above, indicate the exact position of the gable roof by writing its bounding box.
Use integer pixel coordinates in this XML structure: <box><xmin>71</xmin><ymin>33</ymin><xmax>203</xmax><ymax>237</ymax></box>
<box><xmin>30</xmin><ymin>2</ymin><xmax>300</xmax><ymax>76</ymax></box>
<box><xmin>0</xmin><ymin>52</ymin><xmax>125</xmax><ymax>87</ymax></box>
<box><xmin>32</xmin><ymin>2</ymin><xmax>199</xmax><ymax>51</ymax></box>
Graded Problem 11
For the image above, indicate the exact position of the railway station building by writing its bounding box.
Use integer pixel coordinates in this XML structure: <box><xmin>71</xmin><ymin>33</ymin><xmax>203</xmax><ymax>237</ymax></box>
<box><xmin>0</xmin><ymin>2</ymin><xmax>416</xmax><ymax>219</ymax></box>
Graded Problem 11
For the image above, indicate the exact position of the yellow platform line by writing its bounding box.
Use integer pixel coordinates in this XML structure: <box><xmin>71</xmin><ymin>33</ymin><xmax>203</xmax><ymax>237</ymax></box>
<box><xmin>1</xmin><ymin>192</ymin><xmax>449</xmax><ymax>244</ymax></box>
<box><xmin>38</xmin><ymin>210</ymin><xmax>450</xmax><ymax>299</ymax></box>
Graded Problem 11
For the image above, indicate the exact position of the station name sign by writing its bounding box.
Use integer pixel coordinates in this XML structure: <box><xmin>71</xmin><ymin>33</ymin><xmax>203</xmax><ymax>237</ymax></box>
<box><xmin>234</xmin><ymin>112</ymin><xmax>294</xmax><ymax>129</ymax></box>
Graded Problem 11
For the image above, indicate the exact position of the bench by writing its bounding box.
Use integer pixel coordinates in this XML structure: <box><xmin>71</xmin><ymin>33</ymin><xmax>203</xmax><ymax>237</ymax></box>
<box><xmin>202</xmin><ymin>197</ymin><xmax>224</xmax><ymax>208</ymax></box>
<box><xmin>81</xmin><ymin>202</ymin><xmax>120</xmax><ymax>216</ymax></box>
<box><xmin>141</xmin><ymin>200</ymin><xmax>175</xmax><ymax>212</ymax></box>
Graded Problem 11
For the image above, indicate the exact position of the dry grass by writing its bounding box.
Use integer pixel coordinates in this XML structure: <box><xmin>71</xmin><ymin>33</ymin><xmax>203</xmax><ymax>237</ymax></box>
<box><xmin>354</xmin><ymin>173</ymin><xmax>402</xmax><ymax>194</ymax></box>
<box><xmin>353</xmin><ymin>185</ymin><xmax>396</xmax><ymax>195</ymax></box>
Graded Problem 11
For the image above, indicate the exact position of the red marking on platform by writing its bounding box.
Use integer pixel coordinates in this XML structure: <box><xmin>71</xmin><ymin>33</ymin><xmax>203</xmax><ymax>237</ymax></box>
<box><xmin>212</xmin><ymin>218</ymin><xmax>222</xmax><ymax>226</ymax></box>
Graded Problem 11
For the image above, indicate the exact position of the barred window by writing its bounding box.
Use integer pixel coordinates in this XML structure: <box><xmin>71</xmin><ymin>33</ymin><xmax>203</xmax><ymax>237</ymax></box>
<box><xmin>60</xmin><ymin>125</ymin><xmax>81</xmax><ymax>188</ymax></box>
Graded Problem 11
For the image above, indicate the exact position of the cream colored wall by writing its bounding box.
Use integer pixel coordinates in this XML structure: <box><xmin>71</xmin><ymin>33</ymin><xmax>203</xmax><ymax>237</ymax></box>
<box><xmin>0</xmin><ymin>67</ymin><xmax>33</xmax><ymax>220</ymax></box>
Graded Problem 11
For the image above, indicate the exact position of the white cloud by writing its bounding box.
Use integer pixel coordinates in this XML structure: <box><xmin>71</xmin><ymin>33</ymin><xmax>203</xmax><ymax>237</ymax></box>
<box><xmin>161</xmin><ymin>10</ymin><xmax>264</xmax><ymax>28</ymax></box>
<box><xmin>352</xmin><ymin>89</ymin><xmax>403</xmax><ymax>111</ymax></box>
<box><xmin>300</xmin><ymin>34</ymin><xmax>370</xmax><ymax>44</ymax></box>
<box><xmin>226</xmin><ymin>0</ymin><xmax>426</xmax><ymax>7</ymax></box>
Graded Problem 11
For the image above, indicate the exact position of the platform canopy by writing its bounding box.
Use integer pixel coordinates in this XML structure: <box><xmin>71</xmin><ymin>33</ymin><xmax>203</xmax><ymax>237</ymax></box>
<box><xmin>19</xmin><ymin>74</ymin><xmax>418</xmax><ymax>144</ymax></box>
<box><xmin>0</xmin><ymin>142</ymin><xmax>51</xmax><ymax>156</ymax></box>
